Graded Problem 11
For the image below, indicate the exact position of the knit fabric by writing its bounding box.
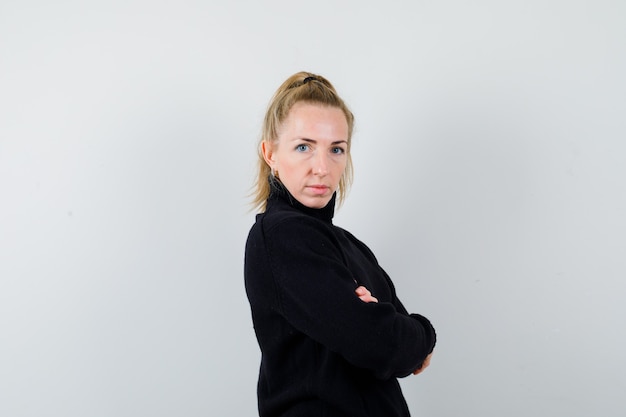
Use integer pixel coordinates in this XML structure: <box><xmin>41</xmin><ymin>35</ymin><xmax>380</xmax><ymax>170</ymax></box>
<box><xmin>244</xmin><ymin>181</ymin><xmax>436</xmax><ymax>417</ymax></box>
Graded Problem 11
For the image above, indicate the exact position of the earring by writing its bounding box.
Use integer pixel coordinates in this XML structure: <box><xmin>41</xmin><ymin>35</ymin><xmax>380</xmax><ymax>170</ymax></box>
<box><xmin>271</xmin><ymin>167</ymin><xmax>279</xmax><ymax>179</ymax></box>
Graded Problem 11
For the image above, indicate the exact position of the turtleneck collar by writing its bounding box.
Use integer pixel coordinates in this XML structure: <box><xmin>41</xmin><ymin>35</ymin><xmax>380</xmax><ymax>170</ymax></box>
<box><xmin>267</xmin><ymin>178</ymin><xmax>336</xmax><ymax>223</ymax></box>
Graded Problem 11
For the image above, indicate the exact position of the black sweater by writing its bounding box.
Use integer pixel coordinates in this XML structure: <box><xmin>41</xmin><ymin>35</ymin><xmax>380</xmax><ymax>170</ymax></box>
<box><xmin>244</xmin><ymin>182</ymin><xmax>436</xmax><ymax>417</ymax></box>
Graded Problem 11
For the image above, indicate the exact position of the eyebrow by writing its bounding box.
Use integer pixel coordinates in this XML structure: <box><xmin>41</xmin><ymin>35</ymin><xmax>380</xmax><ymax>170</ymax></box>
<box><xmin>296</xmin><ymin>138</ymin><xmax>348</xmax><ymax>145</ymax></box>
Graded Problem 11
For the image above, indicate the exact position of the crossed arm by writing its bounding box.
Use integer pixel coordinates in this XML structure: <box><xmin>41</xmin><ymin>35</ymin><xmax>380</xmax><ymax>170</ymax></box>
<box><xmin>354</xmin><ymin>285</ymin><xmax>433</xmax><ymax>375</ymax></box>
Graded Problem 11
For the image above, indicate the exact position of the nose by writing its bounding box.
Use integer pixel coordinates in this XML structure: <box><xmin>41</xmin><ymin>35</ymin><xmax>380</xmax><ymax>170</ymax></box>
<box><xmin>313</xmin><ymin>152</ymin><xmax>329</xmax><ymax>176</ymax></box>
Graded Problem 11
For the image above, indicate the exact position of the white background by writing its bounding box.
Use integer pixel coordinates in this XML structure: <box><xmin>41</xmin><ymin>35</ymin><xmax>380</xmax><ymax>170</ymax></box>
<box><xmin>1</xmin><ymin>1</ymin><xmax>625</xmax><ymax>416</ymax></box>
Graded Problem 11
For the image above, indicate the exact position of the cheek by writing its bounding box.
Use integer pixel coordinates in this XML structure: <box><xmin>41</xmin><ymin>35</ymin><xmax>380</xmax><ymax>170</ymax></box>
<box><xmin>277</xmin><ymin>159</ymin><xmax>304</xmax><ymax>180</ymax></box>
<box><xmin>278</xmin><ymin>157</ymin><xmax>297</xmax><ymax>171</ymax></box>
<box><xmin>334</xmin><ymin>159</ymin><xmax>348</xmax><ymax>175</ymax></box>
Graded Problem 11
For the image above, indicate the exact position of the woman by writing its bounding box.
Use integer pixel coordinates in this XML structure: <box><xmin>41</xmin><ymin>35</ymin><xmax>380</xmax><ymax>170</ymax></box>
<box><xmin>244</xmin><ymin>72</ymin><xmax>436</xmax><ymax>417</ymax></box>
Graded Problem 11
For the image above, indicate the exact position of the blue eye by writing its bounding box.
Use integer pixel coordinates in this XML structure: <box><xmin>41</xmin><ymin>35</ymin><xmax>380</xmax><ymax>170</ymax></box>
<box><xmin>331</xmin><ymin>147</ymin><xmax>345</xmax><ymax>154</ymax></box>
<box><xmin>296</xmin><ymin>144</ymin><xmax>309</xmax><ymax>152</ymax></box>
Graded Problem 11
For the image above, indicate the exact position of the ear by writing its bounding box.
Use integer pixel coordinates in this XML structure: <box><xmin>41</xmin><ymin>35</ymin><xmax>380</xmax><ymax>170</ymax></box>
<box><xmin>261</xmin><ymin>141</ymin><xmax>277</xmax><ymax>169</ymax></box>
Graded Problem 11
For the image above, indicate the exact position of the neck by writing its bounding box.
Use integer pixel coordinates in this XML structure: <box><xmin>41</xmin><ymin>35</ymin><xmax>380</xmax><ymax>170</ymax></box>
<box><xmin>268</xmin><ymin>178</ymin><xmax>336</xmax><ymax>222</ymax></box>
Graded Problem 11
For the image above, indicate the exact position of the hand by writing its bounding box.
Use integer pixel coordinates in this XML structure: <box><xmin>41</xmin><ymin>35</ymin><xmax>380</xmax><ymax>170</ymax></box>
<box><xmin>413</xmin><ymin>353</ymin><xmax>433</xmax><ymax>375</ymax></box>
<box><xmin>355</xmin><ymin>286</ymin><xmax>378</xmax><ymax>303</ymax></box>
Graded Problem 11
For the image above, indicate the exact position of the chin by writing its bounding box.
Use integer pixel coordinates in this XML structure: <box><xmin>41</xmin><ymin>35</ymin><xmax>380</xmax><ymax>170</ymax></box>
<box><xmin>301</xmin><ymin>197</ymin><xmax>331</xmax><ymax>209</ymax></box>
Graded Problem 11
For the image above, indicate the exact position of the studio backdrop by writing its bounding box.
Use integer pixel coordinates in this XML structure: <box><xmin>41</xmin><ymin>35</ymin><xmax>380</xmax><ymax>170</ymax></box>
<box><xmin>1</xmin><ymin>1</ymin><xmax>625</xmax><ymax>416</ymax></box>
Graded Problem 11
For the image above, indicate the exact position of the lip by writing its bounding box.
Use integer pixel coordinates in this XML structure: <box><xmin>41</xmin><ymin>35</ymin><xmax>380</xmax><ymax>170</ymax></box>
<box><xmin>307</xmin><ymin>184</ymin><xmax>330</xmax><ymax>195</ymax></box>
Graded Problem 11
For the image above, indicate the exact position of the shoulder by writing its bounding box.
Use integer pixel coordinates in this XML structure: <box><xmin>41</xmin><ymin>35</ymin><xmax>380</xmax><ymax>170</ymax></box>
<box><xmin>258</xmin><ymin>201</ymin><xmax>333</xmax><ymax>236</ymax></box>
<box><xmin>248</xmin><ymin>208</ymin><xmax>347</xmax><ymax>263</ymax></box>
<box><xmin>263</xmin><ymin>214</ymin><xmax>336</xmax><ymax>251</ymax></box>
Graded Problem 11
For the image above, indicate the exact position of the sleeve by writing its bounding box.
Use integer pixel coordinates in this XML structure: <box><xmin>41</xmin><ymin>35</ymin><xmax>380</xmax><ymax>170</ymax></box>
<box><xmin>380</xmin><ymin>268</ymin><xmax>437</xmax><ymax>358</ymax></box>
<box><xmin>264</xmin><ymin>217</ymin><xmax>436</xmax><ymax>380</ymax></box>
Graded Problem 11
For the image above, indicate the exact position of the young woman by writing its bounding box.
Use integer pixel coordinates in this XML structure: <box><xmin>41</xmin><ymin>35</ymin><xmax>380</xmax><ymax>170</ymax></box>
<box><xmin>244</xmin><ymin>72</ymin><xmax>436</xmax><ymax>417</ymax></box>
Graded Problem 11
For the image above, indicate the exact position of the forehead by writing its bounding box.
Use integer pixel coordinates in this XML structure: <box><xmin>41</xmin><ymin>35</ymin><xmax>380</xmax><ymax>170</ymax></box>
<box><xmin>281</xmin><ymin>102</ymin><xmax>349</xmax><ymax>139</ymax></box>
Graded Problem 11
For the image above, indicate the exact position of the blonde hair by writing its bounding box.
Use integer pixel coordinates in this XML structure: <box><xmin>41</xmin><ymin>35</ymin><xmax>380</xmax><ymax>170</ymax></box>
<box><xmin>251</xmin><ymin>71</ymin><xmax>355</xmax><ymax>212</ymax></box>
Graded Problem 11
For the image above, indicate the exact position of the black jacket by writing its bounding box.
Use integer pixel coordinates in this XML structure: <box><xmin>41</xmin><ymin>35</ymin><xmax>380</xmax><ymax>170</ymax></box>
<box><xmin>244</xmin><ymin>182</ymin><xmax>436</xmax><ymax>417</ymax></box>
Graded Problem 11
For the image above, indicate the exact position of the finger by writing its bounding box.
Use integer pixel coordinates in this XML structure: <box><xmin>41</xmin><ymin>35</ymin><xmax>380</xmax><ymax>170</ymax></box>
<box><xmin>356</xmin><ymin>287</ymin><xmax>373</xmax><ymax>298</ymax></box>
<box><xmin>413</xmin><ymin>355</ymin><xmax>432</xmax><ymax>375</ymax></box>
<box><xmin>358</xmin><ymin>294</ymin><xmax>378</xmax><ymax>303</ymax></box>
<box><xmin>355</xmin><ymin>286</ymin><xmax>378</xmax><ymax>303</ymax></box>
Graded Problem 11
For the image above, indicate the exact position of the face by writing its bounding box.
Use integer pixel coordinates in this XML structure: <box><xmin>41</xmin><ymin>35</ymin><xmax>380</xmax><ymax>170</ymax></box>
<box><xmin>263</xmin><ymin>102</ymin><xmax>349</xmax><ymax>209</ymax></box>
